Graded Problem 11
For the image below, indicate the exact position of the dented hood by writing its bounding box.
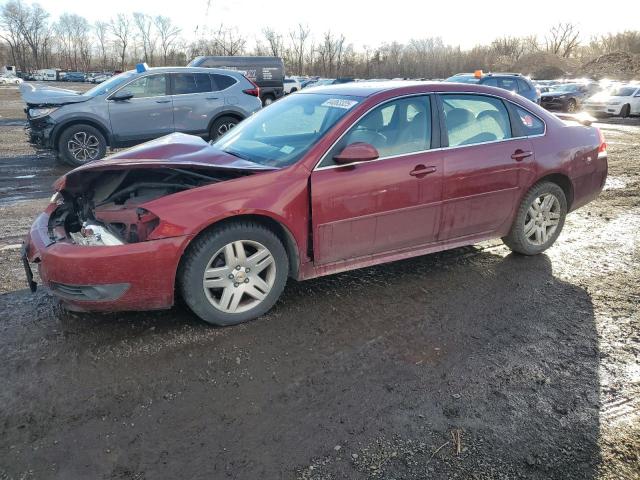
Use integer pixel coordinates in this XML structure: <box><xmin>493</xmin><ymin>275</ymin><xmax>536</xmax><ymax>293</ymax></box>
<box><xmin>20</xmin><ymin>82</ymin><xmax>89</xmax><ymax>106</ymax></box>
<box><xmin>58</xmin><ymin>133</ymin><xmax>276</xmax><ymax>191</ymax></box>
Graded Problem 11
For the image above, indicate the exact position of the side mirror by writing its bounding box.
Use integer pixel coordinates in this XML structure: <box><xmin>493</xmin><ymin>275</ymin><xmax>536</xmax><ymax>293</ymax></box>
<box><xmin>333</xmin><ymin>142</ymin><xmax>379</xmax><ymax>165</ymax></box>
<box><xmin>111</xmin><ymin>90</ymin><xmax>133</xmax><ymax>101</ymax></box>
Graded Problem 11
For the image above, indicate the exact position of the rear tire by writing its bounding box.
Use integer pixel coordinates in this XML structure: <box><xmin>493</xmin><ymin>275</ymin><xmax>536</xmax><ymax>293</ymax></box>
<box><xmin>566</xmin><ymin>99</ymin><xmax>577</xmax><ymax>113</ymax></box>
<box><xmin>57</xmin><ymin>124</ymin><xmax>107</xmax><ymax>166</ymax></box>
<box><xmin>262</xmin><ymin>95</ymin><xmax>275</xmax><ymax>106</ymax></box>
<box><xmin>209</xmin><ymin>115</ymin><xmax>239</xmax><ymax>142</ymax></box>
<box><xmin>502</xmin><ymin>182</ymin><xmax>567</xmax><ymax>256</ymax></box>
<box><xmin>178</xmin><ymin>221</ymin><xmax>289</xmax><ymax>326</ymax></box>
<box><xmin>620</xmin><ymin>104</ymin><xmax>631</xmax><ymax>118</ymax></box>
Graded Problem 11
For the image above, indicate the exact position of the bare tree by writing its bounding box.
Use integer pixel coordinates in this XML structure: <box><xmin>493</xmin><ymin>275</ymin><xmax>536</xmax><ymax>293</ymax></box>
<box><xmin>545</xmin><ymin>22</ymin><xmax>580</xmax><ymax>58</ymax></box>
<box><xmin>0</xmin><ymin>0</ymin><xmax>28</xmax><ymax>70</ymax></box>
<box><xmin>94</xmin><ymin>21</ymin><xmax>109</xmax><ymax>69</ymax></box>
<box><xmin>262</xmin><ymin>27</ymin><xmax>284</xmax><ymax>57</ymax></box>
<box><xmin>110</xmin><ymin>13</ymin><xmax>131</xmax><ymax>70</ymax></box>
<box><xmin>154</xmin><ymin>16</ymin><xmax>180</xmax><ymax>66</ymax></box>
<box><xmin>133</xmin><ymin>12</ymin><xmax>156</xmax><ymax>64</ymax></box>
<box><xmin>289</xmin><ymin>24</ymin><xmax>310</xmax><ymax>75</ymax></box>
<box><xmin>212</xmin><ymin>24</ymin><xmax>245</xmax><ymax>56</ymax></box>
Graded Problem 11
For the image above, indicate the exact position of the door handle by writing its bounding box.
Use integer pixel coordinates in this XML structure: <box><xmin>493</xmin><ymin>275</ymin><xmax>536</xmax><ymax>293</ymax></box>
<box><xmin>155</xmin><ymin>99</ymin><xmax>171</xmax><ymax>104</ymax></box>
<box><xmin>409</xmin><ymin>165</ymin><xmax>437</xmax><ymax>177</ymax></box>
<box><xmin>206</xmin><ymin>96</ymin><xmax>219</xmax><ymax>100</ymax></box>
<box><xmin>511</xmin><ymin>149</ymin><xmax>533</xmax><ymax>161</ymax></box>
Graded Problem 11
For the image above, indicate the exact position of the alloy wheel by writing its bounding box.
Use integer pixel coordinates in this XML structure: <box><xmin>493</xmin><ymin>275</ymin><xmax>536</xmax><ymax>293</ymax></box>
<box><xmin>524</xmin><ymin>193</ymin><xmax>561</xmax><ymax>246</ymax></box>
<box><xmin>202</xmin><ymin>240</ymin><xmax>276</xmax><ymax>313</ymax></box>
<box><xmin>217</xmin><ymin>122</ymin><xmax>236</xmax><ymax>136</ymax></box>
<box><xmin>67</xmin><ymin>131</ymin><xmax>101</xmax><ymax>162</ymax></box>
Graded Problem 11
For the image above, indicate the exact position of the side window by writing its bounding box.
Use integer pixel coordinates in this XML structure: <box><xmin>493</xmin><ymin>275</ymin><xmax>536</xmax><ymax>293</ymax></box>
<box><xmin>211</xmin><ymin>74</ymin><xmax>237</xmax><ymax>91</ymax></box>
<box><xmin>122</xmin><ymin>74</ymin><xmax>167</xmax><ymax>98</ymax></box>
<box><xmin>513</xmin><ymin>105</ymin><xmax>545</xmax><ymax>136</ymax></box>
<box><xmin>482</xmin><ymin>78</ymin><xmax>499</xmax><ymax>87</ymax></box>
<box><xmin>442</xmin><ymin>94</ymin><xmax>511</xmax><ymax>147</ymax></box>
<box><xmin>322</xmin><ymin>95</ymin><xmax>431</xmax><ymax>166</ymax></box>
<box><xmin>173</xmin><ymin>73</ymin><xmax>212</xmax><ymax>94</ymax></box>
<box><xmin>498</xmin><ymin>78</ymin><xmax>518</xmax><ymax>92</ymax></box>
<box><xmin>517</xmin><ymin>79</ymin><xmax>530</xmax><ymax>92</ymax></box>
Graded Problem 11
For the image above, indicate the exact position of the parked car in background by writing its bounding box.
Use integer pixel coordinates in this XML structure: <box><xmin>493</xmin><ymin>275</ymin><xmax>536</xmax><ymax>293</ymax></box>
<box><xmin>33</xmin><ymin>69</ymin><xmax>58</xmax><ymax>81</ymax></box>
<box><xmin>283</xmin><ymin>77</ymin><xmax>301</xmax><ymax>94</ymax></box>
<box><xmin>445</xmin><ymin>71</ymin><xmax>540</xmax><ymax>104</ymax></box>
<box><xmin>540</xmin><ymin>83</ymin><xmax>600</xmax><ymax>113</ymax></box>
<box><xmin>0</xmin><ymin>75</ymin><xmax>23</xmax><ymax>85</ymax></box>
<box><xmin>583</xmin><ymin>84</ymin><xmax>640</xmax><ymax>117</ymax></box>
<box><xmin>21</xmin><ymin>65</ymin><xmax>261</xmax><ymax>166</ymax></box>
<box><xmin>62</xmin><ymin>72</ymin><xmax>86</xmax><ymax>82</ymax></box>
<box><xmin>188</xmin><ymin>56</ymin><xmax>284</xmax><ymax>106</ymax></box>
<box><xmin>22</xmin><ymin>81</ymin><xmax>607</xmax><ymax>326</ymax></box>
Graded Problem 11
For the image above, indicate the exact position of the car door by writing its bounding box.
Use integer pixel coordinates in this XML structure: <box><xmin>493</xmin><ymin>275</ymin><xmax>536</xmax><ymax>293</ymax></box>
<box><xmin>311</xmin><ymin>95</ymin><xmax>444</xmax><ymax>265</ymax></box>
<box><xmin>632</xmin><ymin>87</ymin><xmax>640</xmax><ymax>114</ymax></box>
<box><xmin>170</xmin><ymin>72</ymin><xmax>226</xmax><ymax>136</ymax></box>
<box><xmin>437</xmin><ymin>93</ymin><xmax>533</xmax><ymax>241</ymax></box>
<box><xmin>108</xmin><ymin>73</ymin><xmax>174</xmax><ymax>144</ymax></box>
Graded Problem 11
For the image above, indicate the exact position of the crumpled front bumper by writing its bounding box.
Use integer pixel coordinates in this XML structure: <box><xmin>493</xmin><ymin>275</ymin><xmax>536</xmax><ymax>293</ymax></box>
<box><xmin>25</xmin><ymin>116</ymin><xmax>56</xmax><ymax>149</ymax></box>
<box><xmin>23</xmin><ymin>212</ymin><xmax>192</xmax><ymax>312</ymax></box>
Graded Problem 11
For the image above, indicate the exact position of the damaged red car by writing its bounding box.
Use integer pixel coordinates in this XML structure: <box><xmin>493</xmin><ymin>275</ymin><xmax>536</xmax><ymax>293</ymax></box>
<box><xmin>23</xmin><ymin>82</ymin><xmax>608</xmax><ymax>325</ymax></box>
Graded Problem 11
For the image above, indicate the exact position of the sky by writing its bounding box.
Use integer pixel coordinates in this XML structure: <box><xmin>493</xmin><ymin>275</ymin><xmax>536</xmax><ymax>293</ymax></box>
<box><xmin>7</xmin><ymin>0</ymin><xmax>639</xmax><ymax>49</ymax></box>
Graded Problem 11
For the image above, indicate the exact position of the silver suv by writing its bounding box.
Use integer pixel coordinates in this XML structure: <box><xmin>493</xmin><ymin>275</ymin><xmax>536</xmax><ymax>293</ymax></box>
<box><xmin>22</xmin><ymin>65</ymin><xmax>262</xmax><ymax>165</ymax></box>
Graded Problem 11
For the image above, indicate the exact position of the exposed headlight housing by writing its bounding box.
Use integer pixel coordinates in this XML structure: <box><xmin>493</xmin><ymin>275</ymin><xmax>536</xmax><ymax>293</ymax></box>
<box><xmin>28</xmin><ymin>107</ymin><xmax>58</xmax><ymax>119</ymax></box>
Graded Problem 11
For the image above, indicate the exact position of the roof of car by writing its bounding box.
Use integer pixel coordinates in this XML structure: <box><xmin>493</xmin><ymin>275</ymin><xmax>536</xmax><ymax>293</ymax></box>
<box><xmin>132</xmin><ymin>66</ymin><xmax>243</xmax><ymax>76</ymax></box>
<box><xmin>300</xmin><ymin>80</ymin><xmax>526</xmax><ymax>98</ymax></box>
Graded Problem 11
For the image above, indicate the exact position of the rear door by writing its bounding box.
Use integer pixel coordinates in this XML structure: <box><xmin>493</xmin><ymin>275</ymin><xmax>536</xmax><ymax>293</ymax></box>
<box><xmin>170</xmin><ymin>72</ymin><xmax>228</xmax><ymax>136</ymax></box>
<box><xmin>108</xmin><ymin>73</ymin><xmax>174</xmax><ymax>144</ymax></box>
<box><xmin>311</xmin><ymin>95</ymin><xmax>444</xmax><ymax>265</ymax></box>
<box><xmin>437</xmin><ymin>93</ymin><xmax>534</xmax><ymax>241</ymax></box>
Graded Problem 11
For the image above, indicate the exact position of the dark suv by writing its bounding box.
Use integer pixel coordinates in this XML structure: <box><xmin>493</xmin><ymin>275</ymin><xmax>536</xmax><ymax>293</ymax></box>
<box><xmin>445</xmin><ymin>72</ymin><xmax>540</xmax><ymax>103</ymax></box>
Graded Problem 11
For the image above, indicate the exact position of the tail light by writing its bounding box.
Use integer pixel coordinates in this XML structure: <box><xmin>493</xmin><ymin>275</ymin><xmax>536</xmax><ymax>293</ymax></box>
<box><xmin>597</xmin><ymin>128</ymin><xmax>607</xmax><ymax>156</ymax></box>
<box><xmin>242</xmin><ymin>76</ymin><xmax>260</xmax><ymax>98</ymax></box>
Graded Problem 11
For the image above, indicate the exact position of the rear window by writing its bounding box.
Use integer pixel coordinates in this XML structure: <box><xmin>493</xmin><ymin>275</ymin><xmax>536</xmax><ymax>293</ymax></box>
<box><xmin>211</xmin><ymin>74</ymin><xmax>237</xmax><ymax>91</ymax></box>
<box><xmin>173</xmin><ymin>73</ymin><xmax>212</xmax><ymax>94</ymax></box>
<box><xmin>514</xmin><ymin>106</ymin><xmax>545</xmax><ymax>136</ymax></box>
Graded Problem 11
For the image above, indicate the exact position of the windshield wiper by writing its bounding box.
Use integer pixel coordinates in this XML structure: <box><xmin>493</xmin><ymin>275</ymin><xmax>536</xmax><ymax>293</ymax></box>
<box><xmin>224</xmin><ymin>149</ymin><xmax>253</xmax><ymax>162</ymax></box>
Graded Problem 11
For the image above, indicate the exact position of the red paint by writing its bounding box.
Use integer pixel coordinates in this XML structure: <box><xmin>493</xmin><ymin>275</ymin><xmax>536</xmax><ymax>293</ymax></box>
<box><xmin>25</xmin><ymin>82</ymin><xmax>607</xmax><ymax>312</ymax></box>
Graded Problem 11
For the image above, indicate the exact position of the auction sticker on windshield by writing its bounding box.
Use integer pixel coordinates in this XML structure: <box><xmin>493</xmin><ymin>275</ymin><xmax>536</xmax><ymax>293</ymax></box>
<box><xmin>321</xmin><ymin>98</ymin><xmax>359</xmax><ymax>109</ymax></box>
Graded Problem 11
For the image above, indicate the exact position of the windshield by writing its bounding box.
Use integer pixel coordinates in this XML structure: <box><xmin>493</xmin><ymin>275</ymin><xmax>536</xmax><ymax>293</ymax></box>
<box><xmin>83</xmin><ymin>71</ymin><xmax>136</xmax><ymax>97</ymax></box>
<box><xmin>445</xmin><ymin>75</ymin><xmax>480</xmax><ymax>84</ymax></box>
<box><xmin>214</xmin><ymin>93</ymin><xmax>362</xmax><ymax>168</ymax></box>
<box><xmin>610</xmin><ymin>86</ymin><xmax>636</xmax><ymax>97</ymax></box>
<box><xmin>550</xmin><ymin>83</ymin><xmax>582</xmax><ymax>93</ymax></box>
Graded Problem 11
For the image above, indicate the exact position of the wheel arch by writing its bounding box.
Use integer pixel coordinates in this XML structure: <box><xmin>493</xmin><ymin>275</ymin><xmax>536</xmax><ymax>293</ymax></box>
<box><xmin>533</xmin><ymin>172</ymin><xmax>574</xmax><ymax>209</ymax></box>
<box><xmin>179</xmin><ymin>213</ymin><xmax>301</xmax><ymax>281</ymax></box>
<box><xmin>52</xmin><ymin>118</ymin><xmax>112</xmax><ymax>149</ymax></box>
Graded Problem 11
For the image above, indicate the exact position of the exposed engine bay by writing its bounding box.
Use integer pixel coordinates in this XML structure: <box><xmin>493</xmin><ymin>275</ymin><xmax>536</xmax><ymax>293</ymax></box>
<box><xmin>48</xmin><ymin>167</ymin><xmax>247</xmax><ymax>246</ymax></box>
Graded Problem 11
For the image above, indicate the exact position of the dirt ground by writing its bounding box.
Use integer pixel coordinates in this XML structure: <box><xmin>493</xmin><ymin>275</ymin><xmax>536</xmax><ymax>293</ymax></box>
<box><xmin>0</xmin><ymin>83</ymin><xmax>638</xmax><ymax>480</ymax></box>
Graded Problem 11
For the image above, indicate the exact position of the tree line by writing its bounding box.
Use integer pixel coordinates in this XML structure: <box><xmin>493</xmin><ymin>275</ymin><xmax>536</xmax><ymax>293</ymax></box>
<box><xmin>1</xmin><ymin>0</ymin><xmax>640</xmax><ymax>78</ymax></box>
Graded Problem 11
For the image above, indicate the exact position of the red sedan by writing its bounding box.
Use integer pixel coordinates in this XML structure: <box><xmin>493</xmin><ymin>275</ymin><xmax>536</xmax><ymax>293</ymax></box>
<box><xmin>23</xmin><ymin>82</ymin><xmax>608</xmax><ymax>325</ymax></box>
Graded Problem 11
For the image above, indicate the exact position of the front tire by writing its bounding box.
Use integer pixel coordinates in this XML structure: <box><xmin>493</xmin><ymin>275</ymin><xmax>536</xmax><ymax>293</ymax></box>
<box><xmin>566</xmin><ymin>99</ymin><xmax>577</xmax><ymax>113</ymax></box>
<box><xmin>178</xmin><ymin>221</ymin><xmax>289</xmax><ymax>326</ymax></box>
<box><xmin>502</xmin><ymin>182</ymin><xmax>567</xmax><ymax>255</ymax></box>
<box><xmin>57</xmin><ymin>124</ymin><xmax>107</xmax><ymax>166</ymax></box>
<box><xmin>620</xmin><ymin>104</ymin><xmax>631</xmax><ymax>118</ymax></box>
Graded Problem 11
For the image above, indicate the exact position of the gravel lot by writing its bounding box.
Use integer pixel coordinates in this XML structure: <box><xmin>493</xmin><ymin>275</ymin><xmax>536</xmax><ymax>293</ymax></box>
<box><xmin>0</xmin><ymin>83</ymin><xmax>638</xmax><ymax>479</ymax></box>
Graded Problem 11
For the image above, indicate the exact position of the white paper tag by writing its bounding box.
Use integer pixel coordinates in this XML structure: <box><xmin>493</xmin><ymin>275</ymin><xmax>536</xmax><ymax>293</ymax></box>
<box><xmin>321</xmin><ymin>98</ymin><xmax>358</xmax><ymax>109</ymax></box>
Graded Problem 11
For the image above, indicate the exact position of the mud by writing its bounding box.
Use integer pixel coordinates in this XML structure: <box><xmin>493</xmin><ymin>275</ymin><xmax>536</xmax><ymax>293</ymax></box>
<box><xmin>0</xmin><ymin>84</ymin><xmax>638</xmax><ymax>479</ymax></box>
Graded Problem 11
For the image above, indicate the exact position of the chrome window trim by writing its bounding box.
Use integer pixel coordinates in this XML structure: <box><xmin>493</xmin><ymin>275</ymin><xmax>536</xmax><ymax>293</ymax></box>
<box><xmin>312</xmin><ymin>91</ymin><xmax>547</xmax><ymax>172</ymax></box>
